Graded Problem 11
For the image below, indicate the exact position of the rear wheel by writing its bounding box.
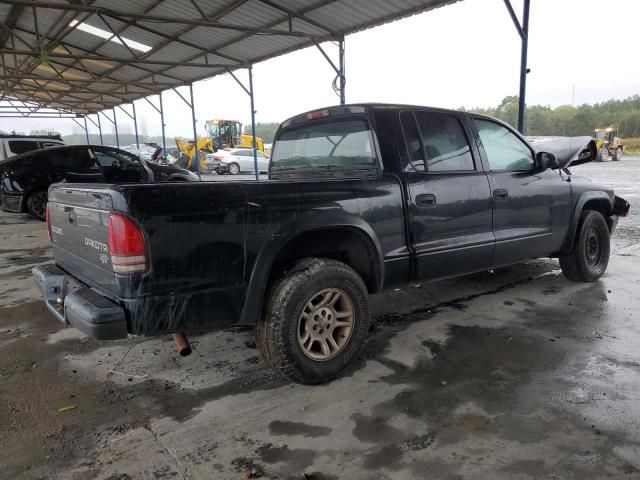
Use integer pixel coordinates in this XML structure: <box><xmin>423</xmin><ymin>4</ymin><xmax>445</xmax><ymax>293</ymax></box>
<box><xmin>613</xmin><ymin>147</ymin><xmax>623</xmax><ymax>161</ymax></box>
<box><xmin>560</xmin><ymin>210</ymin><xmax>610</xmax><ymax>282</ymax></box>
<box><xmin>27</xmin><ymin>190</ymin><xmax>47</xmax><ymax>221</ymax></box>
<box><xmin>228</xmin><ymin>162</ymin><xmax>240</xmax><ymax>175</ymax></box>
<box><xmin>256</xmin><ymin>258</ymin><xmax>371</xmax><ymax>384</ymax></box>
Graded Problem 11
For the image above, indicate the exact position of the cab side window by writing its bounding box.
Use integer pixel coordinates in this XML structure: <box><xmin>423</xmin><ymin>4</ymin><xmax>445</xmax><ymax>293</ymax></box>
<box><xmin>400</xmin><ymin>111</ymin><xmax>474</xmax><ymax>172</ymax></box>
<box><xmin>47</xmin><ymin>148</ymin><xmax>99</xmax><ymax>173</ymax></box>
<box><xmin>416</xmin><ymin>112</ymin><xmax>474</xmax><ymax>172</ymax></box>
<box><xmin>473</xmin><ymin>119</ymin><xmax>534</xmax><ymax>171</ymax></box>
<box><xmin>8</xmin><ymin>140</ymin><xmax>39</xmax><ymax>155</ymax></box>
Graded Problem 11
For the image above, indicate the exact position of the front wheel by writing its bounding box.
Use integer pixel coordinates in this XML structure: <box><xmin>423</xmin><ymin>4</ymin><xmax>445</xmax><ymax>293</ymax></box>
<box><xmin>27</xmin><ymin>190</ymin><xmax>47</xmax><ymax>221</ymax></box>
<box><xmin>613</xmin><ymin>147</ymin><xmax>623</xmax><ymax>161</ymax></box>
<box><xmin>559</xmin><ymin>210</ymin><xmax>610</xmax><ymax>282</ymax></box>
<box><xmin>256</xmin><ymin>258</ymin><xmax>371</xmax><ymax>384</ymax></box>
<box><xmin>228</xmin><ymin>162</ymin><xmax>240</xmax><ymax>175</ymax></box>
<box><xmin>596</xmin><ymin>148</ymin><xmax>609</xmax><ymax>162</ymax></box>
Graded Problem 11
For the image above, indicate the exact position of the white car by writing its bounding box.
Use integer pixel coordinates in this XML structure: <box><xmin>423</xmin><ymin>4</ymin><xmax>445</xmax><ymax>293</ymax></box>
<box><xmin>207</xmin><ymin>148</ymin><xmax>269</xmax><ymax>175</ymax></box>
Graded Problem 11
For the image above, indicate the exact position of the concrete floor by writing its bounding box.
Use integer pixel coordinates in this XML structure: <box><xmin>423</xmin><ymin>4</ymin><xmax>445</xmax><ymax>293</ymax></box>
<box><xmin>1</xmin><ymin>157</ymin><xmax>639</xmax><ymax>480</ymax></box>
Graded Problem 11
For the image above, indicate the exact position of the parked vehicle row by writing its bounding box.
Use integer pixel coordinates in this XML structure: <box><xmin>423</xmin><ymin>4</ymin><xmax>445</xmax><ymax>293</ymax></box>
<box><xmin>34</xmin><ymin>103</ymin><xmax>630</xmax><ymax>385</ymax></box>
<box><xmin>0</xmin><ymin>144</ymin><xmax>198</xmax><ymax>220</ymax></box>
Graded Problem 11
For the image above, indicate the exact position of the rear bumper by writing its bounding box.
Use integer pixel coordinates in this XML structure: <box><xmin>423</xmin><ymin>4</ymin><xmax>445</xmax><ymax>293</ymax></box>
<box><xmin>32</xmin><ymin>264</ymin><xmax>128</xmax><ymax>340</ymax></box>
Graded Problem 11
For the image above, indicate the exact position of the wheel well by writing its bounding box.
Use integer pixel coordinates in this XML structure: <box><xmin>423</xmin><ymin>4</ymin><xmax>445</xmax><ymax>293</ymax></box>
<box><xmin>582</xmin><ymin>199</ymin><xmax>613</xmax><ymax>231</ymax></box>
<box><xmin>23</xmin><ymin>187</ymin><xmax>47</xmax><ymax>212</ymax></box>
<box><xmin>268</xmin><ymin>228</ymin><xmax>381</xmax><ymax>295</ymax></box>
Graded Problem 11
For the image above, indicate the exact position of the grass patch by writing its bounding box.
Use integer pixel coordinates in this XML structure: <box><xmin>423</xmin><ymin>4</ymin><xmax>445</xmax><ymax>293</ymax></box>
<box><xmin>623</xmin><ymin>138</ymin><xmax>640</xmax><ymax>154</ymax></box>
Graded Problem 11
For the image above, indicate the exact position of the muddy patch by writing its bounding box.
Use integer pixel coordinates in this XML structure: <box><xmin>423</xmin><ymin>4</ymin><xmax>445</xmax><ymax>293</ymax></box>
<box><xmin>0</xmin><ymin>302</ymin><xmax>146</xmax><ymax>478</ymax></box>
<box><xmin>268</xmin><ymin>420</ymin><xmax>332</xmax><ymax>438</ymax></box>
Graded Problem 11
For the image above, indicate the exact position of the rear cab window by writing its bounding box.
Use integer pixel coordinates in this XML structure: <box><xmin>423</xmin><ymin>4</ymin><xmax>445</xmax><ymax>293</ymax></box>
<box><xmin>270</xmin><ymin>112</ymin><xmax>379</xmax><ymax>178</ymax></box>
<box><xmin>401</xmin><ymin>110</ymin><xmax>475</xmax><ymax>173</ymax></box>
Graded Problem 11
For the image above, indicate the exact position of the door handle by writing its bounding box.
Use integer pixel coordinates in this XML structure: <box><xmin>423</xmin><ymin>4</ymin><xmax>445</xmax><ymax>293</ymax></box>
<box><xmin>493</xmin><ymin>188</ymin><xmax>509</xmax><ymax>201</ymax></box>
<box><xmin>416</xmin><ymin>193</ymin><xmax>436</xmax><ymax>207</ymax></box>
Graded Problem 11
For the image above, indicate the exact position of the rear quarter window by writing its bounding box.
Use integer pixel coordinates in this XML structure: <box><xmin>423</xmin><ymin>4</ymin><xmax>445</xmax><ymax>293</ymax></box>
<box><xmin>271</xmin><ymin>118</ymin><xmax>376</xmax><ymax>171</ymax></box>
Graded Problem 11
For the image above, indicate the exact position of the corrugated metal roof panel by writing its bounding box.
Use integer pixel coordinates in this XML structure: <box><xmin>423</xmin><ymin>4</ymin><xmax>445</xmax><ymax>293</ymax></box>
<box><xmin>1</xmin><ymin>0</ymin><xmax>462</xmax><ymax>114</ymax></box>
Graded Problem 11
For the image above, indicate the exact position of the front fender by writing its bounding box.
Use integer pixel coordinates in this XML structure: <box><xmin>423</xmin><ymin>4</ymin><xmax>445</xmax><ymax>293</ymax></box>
<box><xmin>238</xmin><ymin>212</ymin><xmax>384</xmax><ymax>325</ymax></box>
<box><xmin>561</xmin><ymin>190</ymin><xmax>613</xmax><ymax>253</ymax></box>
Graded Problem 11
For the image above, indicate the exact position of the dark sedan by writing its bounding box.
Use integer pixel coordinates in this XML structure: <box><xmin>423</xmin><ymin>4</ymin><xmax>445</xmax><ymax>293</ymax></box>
<box><xmin>0</xmin><ymin>144</ymin><xmax>198</xmax><ymax>220</ymax></box>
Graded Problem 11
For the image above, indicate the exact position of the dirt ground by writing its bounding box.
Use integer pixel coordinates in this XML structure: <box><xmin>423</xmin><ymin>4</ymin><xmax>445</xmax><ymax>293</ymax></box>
<box><xmin>1</xmin><ymin>157</ymin><xmax>639</xmax><ymax>480</ymax></box>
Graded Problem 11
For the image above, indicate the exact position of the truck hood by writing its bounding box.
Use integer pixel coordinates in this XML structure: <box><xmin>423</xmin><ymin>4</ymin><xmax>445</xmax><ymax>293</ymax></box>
<box><xmin>527</xmin><ymin>136</ymin><xmax>597</xmax><ymax>168</ymax></box>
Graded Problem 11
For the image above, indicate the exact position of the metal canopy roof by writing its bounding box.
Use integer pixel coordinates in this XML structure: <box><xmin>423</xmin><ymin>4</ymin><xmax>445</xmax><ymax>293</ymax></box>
<box><xmin>0</xmin><ymin>0</ymin><xmax>459</xmax><ymax>116</ymax></box>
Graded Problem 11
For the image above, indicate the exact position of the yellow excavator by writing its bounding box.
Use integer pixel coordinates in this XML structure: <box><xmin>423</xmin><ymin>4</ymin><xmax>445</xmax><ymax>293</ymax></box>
<box><xmin>594</xmin><ymin>126</ymin><xmax>624</xmax><ymax>162</ymax></box>
<box><xmin>171</xmin><ymin>120</ymin><xmax>265</xmax><ymax>173</ymax></box>
<box><xmin>204</xmin><ymin>119</ymin><xmax>265</xmax><ymax>153</ymax></box>
<box><xmin>174</xmin><ymin>137</ymin><xmax>214</xmax><ymax>172</ymax></box>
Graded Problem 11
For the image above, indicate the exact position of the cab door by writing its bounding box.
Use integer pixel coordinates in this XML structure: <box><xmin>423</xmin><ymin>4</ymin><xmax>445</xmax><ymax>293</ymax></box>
<box><xmin>400</xmin><ymin>110</ymin><xmax>494</xmax><ymax>281</ymax></box>
<box><xmin>471</xmin><ymin>118</ymin><xmax>572</xmax><ymax>267</ymax></box>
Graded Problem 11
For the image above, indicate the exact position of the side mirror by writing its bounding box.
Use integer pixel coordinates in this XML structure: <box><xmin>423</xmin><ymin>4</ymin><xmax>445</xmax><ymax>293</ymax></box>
<box><xmin>536</xmin><ymin>151</ymin><xmax>558</xmax><ymax>170</ymax></box>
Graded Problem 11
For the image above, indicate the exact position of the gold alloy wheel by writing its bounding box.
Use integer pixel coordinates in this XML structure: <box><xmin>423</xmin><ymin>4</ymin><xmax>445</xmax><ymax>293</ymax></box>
<box><xmin>297</xmin><ymin>288</ymin><xmax>355</xmax><ymax>361</ymax></box>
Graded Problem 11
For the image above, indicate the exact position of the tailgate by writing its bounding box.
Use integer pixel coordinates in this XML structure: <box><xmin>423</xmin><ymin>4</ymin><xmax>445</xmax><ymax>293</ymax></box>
<box><xmin>48</xmin><ymin>186</ymin><xmax>118</xmax><ymax>296</ymax></box>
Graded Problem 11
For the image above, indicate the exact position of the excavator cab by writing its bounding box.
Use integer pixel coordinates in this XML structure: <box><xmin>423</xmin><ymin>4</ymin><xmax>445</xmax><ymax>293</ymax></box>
<box><xmin>205</xmin><ymin>119</ymin><xmax>242</xmax><ymax>149</ymax></box>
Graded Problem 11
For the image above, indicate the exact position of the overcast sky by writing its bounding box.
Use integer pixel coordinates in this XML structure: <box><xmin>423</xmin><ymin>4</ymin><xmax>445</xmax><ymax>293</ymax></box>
<box><xmin>2</xmin><ymin>0</ymin><xmax>639</xmax><ymax>138</ymax></box>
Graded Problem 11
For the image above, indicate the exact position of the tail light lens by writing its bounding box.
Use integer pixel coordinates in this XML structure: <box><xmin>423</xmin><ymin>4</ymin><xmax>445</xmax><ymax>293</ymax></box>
<box><xmin>108</xmin><ymin>213</ymin><xmax>148</xmax><ymax>274</ymax></box>
<box><xmin>45</xmin><ymin>203</ymin><xmax>51</xmax><ymax>242</ymax></box>
<box><xmin>213</xmin><ymin>155</ymin><xmax>224</xmax><ymax>161</ymax></box>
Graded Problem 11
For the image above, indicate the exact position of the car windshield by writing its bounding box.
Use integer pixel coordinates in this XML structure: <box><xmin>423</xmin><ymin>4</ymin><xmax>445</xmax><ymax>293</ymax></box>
<box><xmin>271</xmin><ymin>118</ymin><xmax>376</xmax><ymax>171</ymax></box>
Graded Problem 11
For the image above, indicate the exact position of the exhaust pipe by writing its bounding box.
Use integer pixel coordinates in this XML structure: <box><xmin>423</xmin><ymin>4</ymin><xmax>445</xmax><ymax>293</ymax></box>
<box><xmin>171</xmin><ymin>333</ymin><xmax>192</xmax><ymax>356</ymax></box>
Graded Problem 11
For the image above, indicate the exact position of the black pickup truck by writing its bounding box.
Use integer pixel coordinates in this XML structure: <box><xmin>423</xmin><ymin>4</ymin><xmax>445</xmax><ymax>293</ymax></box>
<box><xmin>33</xmin><ymin>104</ymin><xmax>630</xmax><ymax>384</ymax></box>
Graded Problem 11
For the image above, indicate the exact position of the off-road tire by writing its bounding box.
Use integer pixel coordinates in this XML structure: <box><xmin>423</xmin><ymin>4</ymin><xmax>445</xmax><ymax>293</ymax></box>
<box><xmin>27</xmin><ymin>189</ymin><xmax>47</xmax><ymax>221</ymax></box>
<box><xmin>256</xmin><ymin>258</ymin><xmax>370</xmax><ymax>384</ymax></box>
<box><xmin>560</xmin><ymin>210</ymin><xmax>610</xmax><ymax>282</ymax></box>
<box><xmin>596</xmin><ymin>148</ymin><xmax>608</xmax><ymax>162</ymax></box>
<box><xmin>613</xmin><ymin>147</ymin><xmax>623</xmax><ymax>161</ymax></box>
<box><xmin>229</xmin><ymin>162</ymin><xmax>240</xmax><ymax>175</ymax></box>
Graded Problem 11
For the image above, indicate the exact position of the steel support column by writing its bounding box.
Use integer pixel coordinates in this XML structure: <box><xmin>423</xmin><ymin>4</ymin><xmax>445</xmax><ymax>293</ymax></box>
<box><xmin>517</xmin><ymin>0</ymin><xmax>530</xmax><ymax>134</ymax></box>
<box><xmin>248</xmin><ymin>66</ymin><xmax>258</xmax><ymax>180</ymax></box>
<box><xmin>315</xmin><ymin>38</ymin><xmax>346</xmax><ymax>105</ymax></box>
<box><xmin>159</xmin><ymin>92</ymin><xmax>166</xmax><ymax>163</ymax></box>
<box><xmin>97</xmin><ymin>113</ymin><xmax>103</xmax><ymax>145</ymax></box>
<box><xmin>227</xmin><ymin>66</ymin><xmax>260</xmax><ymax>180</ymax></box>
<box><xmin>116</xmin><ymin>104</ymin><xmax>140</xmax><ymax>151</ymax></box>
<box><xmin>189</xmin><ymin>84</ymin><xmax>200</xmax><ymax>178</ymax></box>
<box><xmin>83</xmin><ymin>116</ymin><xmax>89</xmax><ymax>144</ymax></box>
<box><xmin>113</xmin><ymin>109</ymin><xmax>119</xmax><ymax>148</ymax></box>
<box><xmin>339</xmin><ymin>38</ymin><xmax>345</xmax><ymax>105</ymax></box>
<box><xmin>132</xmin><ymin>102</ymin><xmax>139</xmax><ymax>149</ymax></box>
<box><xmin>503</xmin><ymin>0</ymin><xmax>530</xmax><ymax>133</ymax></box>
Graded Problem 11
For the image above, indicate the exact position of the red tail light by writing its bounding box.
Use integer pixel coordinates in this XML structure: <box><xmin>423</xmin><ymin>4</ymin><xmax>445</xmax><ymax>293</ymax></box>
<box><xmin>213</xmin><ymin>155</ymin><xmax>224</xmax><ymax>161</ymax></box>
<box><xmin>45</xmin><ymin>203</ymin><xmax>51</xmax><ymax>242</ymax></box>
<box><xmin>108</xmin><ymin>213</ymin><xmax>148</xmax><ymax>274</ymax></box>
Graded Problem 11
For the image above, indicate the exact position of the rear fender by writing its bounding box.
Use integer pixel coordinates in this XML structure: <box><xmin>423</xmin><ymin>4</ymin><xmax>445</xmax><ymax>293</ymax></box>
<box><xmin>238</xmin><ymin>213</ymin><xmax>384</xmax><ymax>325</ymax></box>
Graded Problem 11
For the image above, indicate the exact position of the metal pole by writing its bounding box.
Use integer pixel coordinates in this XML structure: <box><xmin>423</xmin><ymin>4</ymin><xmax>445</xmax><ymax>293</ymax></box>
<box><xmin>113</xmin><ymin>109</ymin><xmax>120</xmax><ymax>148</ymax></box>
<box><xmin>339</xmin><ymin>38</ymin><xmax>345</xmax><ymax>105</ymax></box>
<box><xmin>132</xmin><ymin>102</ymin><xmax>139</xmax><ymax>150</ymax></box>
<box><xmin>189</xmin><ymin>84</ymin><xmax>200</xmax><ymax>178</ymax></box>
<box><xmin>83</xmin><ymin>116</ymin><xmax>89</xmax><ymax>144</ymax></box>
<box><xmin>159</xmin><ymin>92</ymin><xmax>166</xmax><ymax>164</ymax></box>
<box><xmin>97</xmin><ymin>113</ymin><xmax>103</xmax><ymax>145</ymax></box>
<box><xmin>517</xmin><ymin>0</ymin><xmax>530</xmax><ymax>134</ymax></box>
<box><xmin>248</xmin><ymin>65</ymin><xmax>258</xmax><ymax>181</ymax></box>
